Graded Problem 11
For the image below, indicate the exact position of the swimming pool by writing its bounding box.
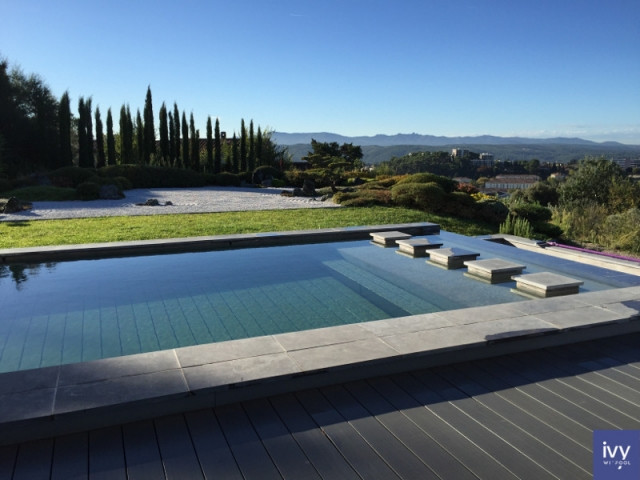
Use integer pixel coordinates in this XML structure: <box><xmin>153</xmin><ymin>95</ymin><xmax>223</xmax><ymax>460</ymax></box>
<box><xmin>1</xmin><ymin>230</ymin><xmax>639</xmax><ymax>373</ymax></box>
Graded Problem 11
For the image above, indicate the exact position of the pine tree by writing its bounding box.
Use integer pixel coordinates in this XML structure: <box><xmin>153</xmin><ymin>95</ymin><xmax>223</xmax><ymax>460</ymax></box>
<box><xmin>248</xmin><ymin>119</ymin><xmax>256</xmax><ymax>172</ymax></box>
<box><xmin>190</xmin><ymin>113</ymin><xmax>199</xmax><ymax>171</ymax></box>
<box><xmin>214</xmin><ymin>117</ymin><xmax>222</xmax><ymax>173</ymax></box>
<box><xmin>159</xmin><ymin>102</ymin><xmax>169</xmax><ymax>165</ymax></box>
<box><xmin>58</xmin><ymin>91</ymin><xmax>72</xmax><ymax>167</ymax></box>
<box><xmin>95</xmin><ymin>106</ymin><xmax>105</xmax><ymax>168</ymax></box>
<box><xmin>206</xmin><ymin>116</ymin><xmax>213</xmax><ymax>172</ymax></box>
<box><xmin>143</xmin><ymin>86</ymin><xmax>155</xmax><ymax>164</ymax></box>
<box><xmin>181</xmin><ymin>112</ymin><xmax>189</xmax><ymax>169</ymax></box>
<box><xmin>240</xmin><ymin>119</ymin><xmax>247</xmax><ymax>172</ymax></box>
<box><xmin>106</xmin><ymin>108</ymin><xmax>115</xmax><ymax>166</ymax></box>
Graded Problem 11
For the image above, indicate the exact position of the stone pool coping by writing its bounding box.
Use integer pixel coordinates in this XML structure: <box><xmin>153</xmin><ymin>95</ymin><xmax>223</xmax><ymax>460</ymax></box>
<box><xmin>1</xmin><ymin>286</ymin><xmax>639</xmax><ymax>445</ymax></box>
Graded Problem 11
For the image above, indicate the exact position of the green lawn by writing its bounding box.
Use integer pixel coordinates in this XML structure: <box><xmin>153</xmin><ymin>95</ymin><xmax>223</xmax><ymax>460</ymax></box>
<box><xmin>0</xmin><ymin>207</ymin><xmax>496</xmax><ymax>249</ymax></box>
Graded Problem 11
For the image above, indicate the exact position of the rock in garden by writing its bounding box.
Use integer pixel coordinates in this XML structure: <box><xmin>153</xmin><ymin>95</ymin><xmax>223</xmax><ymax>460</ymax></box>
<box><xmin>0</xmin><ymin>197</ymin><xmax>32</xmax><ymax>213</ymax></box>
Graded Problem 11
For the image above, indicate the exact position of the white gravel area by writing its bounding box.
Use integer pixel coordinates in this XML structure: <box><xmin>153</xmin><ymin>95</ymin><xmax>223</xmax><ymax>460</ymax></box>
<box><xmin>0</xmin><ymin>186</ymin><xmax>340</xmax><ymax>221</ymax></box>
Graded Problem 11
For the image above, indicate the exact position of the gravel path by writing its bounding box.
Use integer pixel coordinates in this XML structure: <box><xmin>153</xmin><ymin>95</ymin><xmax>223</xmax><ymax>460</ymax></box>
<box><xmin>0</xmin><ymin>186</ymin><xmax>340</xmax><ymax>221</ymax></box>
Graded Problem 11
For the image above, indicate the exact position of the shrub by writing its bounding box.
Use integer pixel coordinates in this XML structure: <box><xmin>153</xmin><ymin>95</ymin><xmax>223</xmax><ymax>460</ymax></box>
<box><xmin>252</xmin><ymin>165</ymin><xmax>282</xmax><ymax>185</ymax></box>
<box><xmin>3</xmin><ymin>185</ymin><xmax>77</xmax><ymax>201</ymax></box>
<box><xmin>391</xmin><ymin>182</ymin><xmax>446</xmax><ymax>211</ymax></box>
<box><xmin>499</xmin><ymin>216</ymin><xmax>534</xmax><ymax>238</ymax></box>
<box><xmin>333</xmin><ymin>189</ymin><xmax>392</xmax><ymax>207</ymax></box>
<box><xmin>476</xmin><ymin>199</ymin><xmax>509</xmax><ymax>225</ymax></box>
<box><xmin>100</xmin><ymin>165</ymin><xmax>207</xmax><ymax>188</ymax></box>
<box><xmin>602</xmin><ymin>208</ymin><xmax>640</xmax><ymax>254</ymax></box>
<box><xmin>395</xmin><ymin>173</ymin><xmax>457</xmax><ymax>193</ymax></box>
<box><xmin>215</xmin><ymin>172</ymin><xmax>242</xmax><ymax>186</ymax></box>
<box><xmin>76</xmin><ymin>181</ymin><xmax>101</xmax><ymax>200</ymax></box>
<box><xmin>509</xmin><ymin>203</ymin><xmax>552</xmax><ymax>223</ymax></box>
<box><xmin>441</xmin><ymin>191</ymin><xmax>477</xmax><ymax>219</ymax></box>
<box><xmin>0</xmin><ymin>178</ymin><xmax>12</xmax><ymax>193</ymax></box>
<box><xmin>49</xmin><ymin>166</ymin><xmax>96</xmax><ymax>188</ymax></box>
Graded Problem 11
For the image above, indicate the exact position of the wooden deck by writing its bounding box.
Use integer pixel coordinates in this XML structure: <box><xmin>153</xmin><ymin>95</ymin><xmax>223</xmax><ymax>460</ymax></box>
<box><xmin>1</xmin><ymin>332</ymin><xmax>639</xmax><ymax>479</ymax></box>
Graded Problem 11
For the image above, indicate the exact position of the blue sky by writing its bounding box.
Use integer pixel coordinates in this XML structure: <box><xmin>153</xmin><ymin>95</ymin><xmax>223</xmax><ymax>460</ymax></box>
<box><xmin>2</xmin><ymin>0</ymin><xmax>639</xmax><ymax>144</ymax></box>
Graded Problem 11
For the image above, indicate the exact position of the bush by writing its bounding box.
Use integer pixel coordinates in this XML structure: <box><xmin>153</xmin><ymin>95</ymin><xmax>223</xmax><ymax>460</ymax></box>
<box><xmin>509</xmin><ymin>203</ymin><xmax>552</xmax><ymax>223</ymax></box>
<box><xmin>49</xmin><ymin>166</ymin><xmax>96</xmax><ymax>188</ymax></box>
<box><xmin>333</xmin><ymin>189</ymin><xmax>392</xmax><ymax>207</ymax></box>
<box><xmin>395</xmin><ymin>173</ymin><xmax>457</xmax><ymax>193</ymax></box>
<box><xmin>499</xmin><ymin>216</ymin><xmax>534</xmax><ymax>238</ymax></box>
<box><xmin>0</xmin><ymin>178</ymin><xmax>12</xmax><ymax>193</ymax></box>
<box><xmin>391</xmin><ymin>182</ymin><xmax>446</xmax><ymax>212</ymax></box>
<box><xmin>602</xmin><ymin>208</ymin><xmax>640</xmax><ymax>254</ymax></box>
<box><xmin>76</xmin><ymin>181</ymin><xmax>101</xmax><ymax>200</ymax></box>
<box><xmin>477</xmin><ymin>199</ymin><xmax>509</xmax><ymax>225</ymax></box>
<box><xmin>100</xmin><ymin>165</ymin><xmax>208</xmax><ymax>188</ymax></box>
<box><xmin>4</xmin><ymin>185</ymin><xmax>77</xmax><ymax>201</ymax></box>
<box><xmin>441</xmin><ymin>191</ymin><xmax>477</xmax><ymax>219</ymax></box>
<box><xmin>252</xmin><ymin>165</ymin><xmax>282</xmax><ymax>185</ymax></box>
<box><xmin>215</xmin><ymin>172</ymin><xmax>242</xmax><ymax>186</ymax></box>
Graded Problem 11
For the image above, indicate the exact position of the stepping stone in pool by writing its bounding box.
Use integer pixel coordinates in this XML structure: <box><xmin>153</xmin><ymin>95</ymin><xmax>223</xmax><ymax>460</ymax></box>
<box><xmin>395</xmin><ymin>238</ymin><xmax>443</xmax><ymax>257</ymax></box>
<box><xmin>511</xmin><ymin>272</ymin><xmax>583</xmax><ymax>298</ymax></box>
<box><xmin>428</xmin><ymin>247</ymin><xmax>480</xmax><ymax>269</ymax></box>
<box><xmin>464</xmin><ymin>258</ymin><xmax>526</xmax><ymax>283</ymax></box>
<box><xmin>370</xmin><ymin>230</ymin><xmax>412</xmax><ymax>247</ymax></box>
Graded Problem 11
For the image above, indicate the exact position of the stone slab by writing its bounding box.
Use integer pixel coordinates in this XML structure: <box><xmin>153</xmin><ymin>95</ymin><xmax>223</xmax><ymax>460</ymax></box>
<box><xmin>370</xmin><ymin>230</ymin><xmax>412</xmax><ymax>246</ymax></box>
<box><xmin>395</xmin><ymin>238</ymin><xmax>443</xmax><ymax>257</ymax></box>
<box><xmin>512</xmin><ymin>272</ymin><xmax>584</xmax><ymax>298</ymax></box>
<box><xmin>464</xmin><ymin>258</ymin><xmax>526</xmax><ymax>283</ymax></box>
<box><xmin>428</xmin><ymin>247</ymin><xmax>480</xmax><ymax>269</ymax></box>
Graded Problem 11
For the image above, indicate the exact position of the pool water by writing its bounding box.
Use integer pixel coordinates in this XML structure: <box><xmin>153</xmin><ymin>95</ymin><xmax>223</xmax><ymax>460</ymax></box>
<box><xmin>1</xmin><ymin>231</ymin><xmax>639</xmax><ymax>373</ymax></box>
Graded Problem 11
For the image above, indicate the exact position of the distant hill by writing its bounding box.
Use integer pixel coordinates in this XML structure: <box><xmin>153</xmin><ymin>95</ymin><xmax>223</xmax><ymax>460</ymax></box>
<box><xmin>275</xmin><ymin>132</ymin><xmax>640</xmax><ymax>165</ymax></box>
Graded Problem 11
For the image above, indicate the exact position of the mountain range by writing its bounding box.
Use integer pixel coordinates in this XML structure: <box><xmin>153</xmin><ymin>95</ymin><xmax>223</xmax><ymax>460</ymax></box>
<box><xmin>272</xmin><ymin>132</ymin><xmax>627</xmax><ymax>147</ymax></box>
<box><xmin>273</xmin><ymin>132</ymin><xmax>640</xmax><ymax>165</ymax></box>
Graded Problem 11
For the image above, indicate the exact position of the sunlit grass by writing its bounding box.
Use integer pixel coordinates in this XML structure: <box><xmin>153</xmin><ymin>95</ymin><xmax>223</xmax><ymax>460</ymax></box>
<box><xmin>0</xmin><ymin>207</ymin><xmax>496</xmax><ymax>248</ymax></box>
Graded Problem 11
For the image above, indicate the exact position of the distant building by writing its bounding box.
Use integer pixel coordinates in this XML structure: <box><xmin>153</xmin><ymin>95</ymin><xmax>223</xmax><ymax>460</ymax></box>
<box><xmin>451</xmin><ymin>148</ymin><xmax>468</xmax><ymax>158</ymax></box>
<box><xmin>472</xmin><ymin>153</ymin><xmax>494</xmax><ymax>167</ymax></box>
<box><xmin>484</xmin><ymin>174</ymin><xmax>540</xmax><ymax>191</ymax></box>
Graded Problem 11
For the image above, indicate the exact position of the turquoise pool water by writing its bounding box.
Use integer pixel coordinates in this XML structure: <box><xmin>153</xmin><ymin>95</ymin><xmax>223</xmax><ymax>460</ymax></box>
<box><xmin>1</xmin><ymin>231</ymin><xmax>639</xmax><ymax>373</ymax></box>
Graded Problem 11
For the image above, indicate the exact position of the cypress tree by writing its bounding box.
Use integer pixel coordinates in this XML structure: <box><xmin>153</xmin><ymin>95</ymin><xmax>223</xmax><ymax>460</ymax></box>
<box><xmin>173</xmin><ymin>103</ymin><xmax>181</xmax><ymax>166</ymax></box>
<box><xmin>248</xmin><ymin>119</ymin><xmax>255</xmax><ymax>173</ymax></box>
<box><xmin>58</xmin><ymin>91</ymin><xmax>72</xmax><ymax>167</ymax></box>
<box><xmin>256</xmin><ymin>126</ymin><xmax>263</xmax><ymax>166</ymax></box>
<box><xmin>119</xmin><ymin>104</ymin><xmax>133</xmax><ymax>163</ymax></box>
<box><xmin>135</xmin><ymin>109</ymin><xmax>143</xmax><ymax>164</ymax></box>
<box><xmin>181</xmin><ymin>112</ymin><xmax>189</xmax><ymax>169</ymax></box>
<box><xmin>77</xmin><ymin>97</ymin><xmax>87</xmax><ymax>167</ymax></box>
<box><xmin>231</xmin><ymin>133</ymin><xmax>239</xmax><ymax>173</ymax></box>
<box><xmin>240</xmin><ymin>119</ymin><xmax>247</xmax><ymax>172</ymax></box>
<box><xmin>189</xmin><ymin>113</ymin><xmax>199</xmax><ymax>171</ymax></box>
<box><xmin>159</xmin><ymin>102</ymin><xmax>169</xmax><ymax>165</ymax></box>
<box><xmin>85</xmin><ymin>97</ymin><xmax>94</xmax><ymax>168</ymax></box>
<box><xmin>95</xmin><ymin>106</ymin><xmax>105</xmax><ymax>168</ymax></box>
<box><xmin>214</xmin><ymin>117</ymin><xmax>222</xmax><ymax>173</ymax></box>
<box><xmin>206</xmin><ymin>116</ymin><xmax>213</xmax><ymax>172</ymax></box>
<box><xmin>168</xmin><ymin>111</ymin><xmax>176</xmax><ymax>166</ymax></box>
<box><xmin>106</xmin><ymin>108</ymin><xmax>115</xmax><ymax>166</ymax></box>
<box><xmin>143</xmin><ymin>86</ymin><xmax>155</xmax><ymax>164</ymax></box>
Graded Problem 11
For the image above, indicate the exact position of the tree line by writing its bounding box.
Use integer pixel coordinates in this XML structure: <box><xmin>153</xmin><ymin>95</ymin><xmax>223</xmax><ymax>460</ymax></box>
<box><xmin>0</xmin><ymin>56</ymin><xmax>285</xmax><ymax>179</ymax></box>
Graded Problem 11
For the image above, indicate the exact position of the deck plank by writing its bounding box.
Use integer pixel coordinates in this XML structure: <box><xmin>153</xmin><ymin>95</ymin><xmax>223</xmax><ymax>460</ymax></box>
<box><xmin>154</xmin><ymin>415</ymin><xmax>203</xmax><ymax>480</ymax></box>
<box><xmin>88</xmin><ymin>427</ymin><xmax>126</xmax><ymax>480</ymax></box>
<box><xmin>406</xmin><ymin>370</ymin><xmax>560</xmax><ymax>480</ymax></box>
<box><xmin>11</xmin><ymin>439</ymin><xmax>53</xmax><ymax>480</ymax></box>
<box><xmin>51</xmin><ymin>432</ymin><xmax>88</xmax><ymax>480</ymax></box>
<box><xmin>369</xmin><ymin>376</ymin><xmax>519</xmax><ymax>480</ymax></box>
<box><xmin>214</xmin><ymin>402</ymin><xmax>282</xmax><ymax>480</ymax></box>
<box><xmin>269</xmin><ymin>394</ymin><xmax>361</xmax><ymax>480</ymax></box>
<box><xmin>344</xmin><ymin>380</ymin><xmax>478</xmax><ymax>480</ymax></box>
<box><xmin>184</xmin><ymin>409</ymin><xmax>244</xmax><ymax>480</ymax></box>
<box><xmin>122</xmin><ymin>420</ymin><xmax>165</xmax><ymax>480</ymax></box>
<box><xmin>295</xmin><ymin>388</ymin><xmax>402</xmax><ymax>480</ymax></box>
<box><xmin>243</xmin><ymin>398</ymin><xmax>322</xmax><ymax>479</ymax></box>
<box><xmin>321</xmin><ymin>384</ymin><xmax>440</xmax><ymax>479</ymax></box>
